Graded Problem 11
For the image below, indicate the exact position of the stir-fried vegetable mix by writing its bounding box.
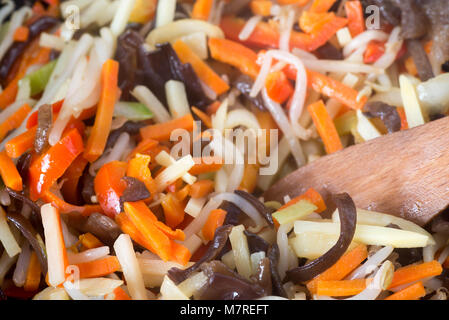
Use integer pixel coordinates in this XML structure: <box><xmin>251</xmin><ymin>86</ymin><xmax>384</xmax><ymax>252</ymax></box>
<box><xmin>0</xmin><ymin>0</ymin><xmax>448</xmax><ymax>301</ymax></box>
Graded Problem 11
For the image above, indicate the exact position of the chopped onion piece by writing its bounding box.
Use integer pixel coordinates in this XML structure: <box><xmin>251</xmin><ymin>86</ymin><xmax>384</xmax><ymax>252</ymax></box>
<box><xmin>356</xmin><ymin>109</ymin><xmax>381</xmax><ymax>142</ymax></box>
<box><xmin>277</xmin><ymin>222</ymin><xmax>293</xmax><ymax>280</ymax></box>
<box><xmin>155</xmin><ymin>151</ymin><xmax>196</xmax><ymax>185</ymax></box>
<box><xmin>347</xmin><ymin>246</ymin><xmax>394</xmax><ymax>280</ymax></box>
<box><xmin>0</xmin><ymin>250</ymin><xmax>18</xmax><ymax>286</ymax></box>
<box><xmin>239</xmin><ymin>15</ymin><xmax>262</xmax><ymax>41</ymax></box>
<box><xmin>154</xmin><ymin>155</ymin><xmax>195</xmax><ymax>192</ymax></box>
<box><xmin>155</xmin><ymin>0</ymin><xmax>176</xmax><ymax>28</ymax></box>
<box><xmin>67</xmin><ymin>247</ymin><xmax>110</xmax><ymax>265</ymax></box>
<box><xmin>177</xmin><ymin>271</ymin><xmax>209</xmax><ymax>298</ymax></box>
<box><xmin>173</xmin><ymin>32</ymin><xmax>209</xmax><ymax>60</ymax></box>
<box><xmin>336</xmin><ymin>27</ymin><xmax>352</xmax><ymax>47</ymax></box>
<box><xmin>184</xmin><ymin>197</ymin><xmax>207</xmax><ymax>218</ymax></box>
<box><xmin>160</xmin><ymin>275</ymin><xmax>189</xmax><ymax>300</ymax></box>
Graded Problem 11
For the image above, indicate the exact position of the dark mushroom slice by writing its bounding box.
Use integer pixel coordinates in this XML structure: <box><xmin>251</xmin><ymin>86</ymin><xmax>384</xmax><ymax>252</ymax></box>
<box><xmin>119</xmin><ymin>176</ymin><xmax>151</xmax><ymax>211</ymax></box>
<box><xmin>233</xmin><ymin>75</ymin><xmax>266</xmax><ymax>111</ymax></box>
<box><xmin>234</xmin><ymin>190</ymin><xmax>274</xmax><ymax>227</ymax></box>
<box><xmin>198</xmin><ymin>260</ymin><xmax>267</xmax><ymax>300</ymax></box>
<box><xmin>362</xmin><ymin>101</ymin><xmax>401</xmax><ymax>133</ymax></box>
<box><xmin>82</xmin><ymin>212</ymin><xmax>122</xmax><ymax>247</ymax></box>
<box><xmin>286</xmin><ymin>193</ymin><xmax>357</xmax><ymax>283</ymax></box>
<box><xmin>168</xmin><ymin>224</ymin><xmax>233</xmax><ymax>284</ymax></box>
<box><xmin>244</xmin><ymin>230</ymin><xmax>270</xmax><ymax>253</ymax></box>
<box><xmin>406</xmin><ymin>40</ymin><xmax>434</xmax><ymax>82</ymax></box>
<box><xmin>267</xmin><ymin>244</ymin><xmax>288</xmax><ymax>298</ymax></box>
<box><xmin>7</xmin><ymin>212</ymin><xmax>47</xmax><ymax>275</ymax></box>
<box><xmin>34</xmin><ymin>104</ymin><xmax>53</xmax><ymax>154</ymax></box>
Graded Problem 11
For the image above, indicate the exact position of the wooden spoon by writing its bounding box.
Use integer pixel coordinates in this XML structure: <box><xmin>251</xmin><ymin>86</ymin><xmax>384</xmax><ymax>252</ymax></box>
<box><xmin>264</xmin><ymin>116</ymin><xmax>449</xmax><ymax>226</ymax></box>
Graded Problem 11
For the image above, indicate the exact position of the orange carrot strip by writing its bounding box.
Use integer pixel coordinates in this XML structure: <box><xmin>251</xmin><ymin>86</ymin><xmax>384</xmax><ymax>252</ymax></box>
<box><xmin>191</xmin><ymin>106</ymin><xmax>212</xmax><ymax>128</ymax></box>
<box><xmin>279</xmin><ymin>188</ymin><xmax>326</xmax><ymax>212</ymax></box>
<box><xmin>84</xmin><ymin>59</ymin><xmax>119</xmax><ymax>162</ymax></box>
<box><xmin>124</xmin><ymin>201</ymin><xmax>172</xmax><ymax>261</ymax></box>
<box><xmin>404</xmin><ymin>56</ymin><xmax>418</xmax><ymax>77</ymax></box>
<box><xmin>307</xmin><ymin>244</ymin><xmax>368</xmax><ymax>294</ymax></box>
<box><xmin>126</xmin><ymin>138</ymin><xmax>158</xmax><ymax>161</ymax></box>
<box><xmin>23</xmin><ymin>251</ymin><xmax>42</xmax><ymax>292</ymax></box>
<box><xmin>0</xmin><ymin>151</ymin><xmax>23</xmax><ymax>191</ymax></box>
<box><xmin>140</xmin><ymin>114</ymin><xmax>195</xmax><ymax>141</ymax></box>
<box><xmin>363</xmin><ymin>40</ymin><xmax>386</xmax><ymax>64</ymax></box>
<box><xmin>201</xmin><ymin>208</ymin><xmax>227</xmax><ymax>241</ymax></box>
<box><xmin>189</xmin><ymin>156</ymin><xmax>223</xmax><ymax>175</ymax></box>
<box><xmin>112</xmin><ymin>286</ymin><xmax>132</xmax><ymax>300</ymax></box>
<box><xmin>250</xmin><ymin>0</ymin><xmax>272</xmax><ymax>16</ymax></box>
<box><xmin>41</xmin><ymin>190</ymin><xmax>103</xmax><ymax>216</ymax></box>
<box><xmin>316</xmin><ymin>278</ymin><xmax>371</xmax><ymax>297</ymax></box>
<box><xmin>115</xmin><ymin>211</ymin><xmax>157</xmax><ymax>252</ymax></box>
<box><xmin>278</xmin><ymin>0</ymin><xmax>310</xmax><ymax>4</ymax></box>
<box><xmin>239</xmin><ymin>163</ymin><xmax>259</xmax><ymax>193</ymax></box>
<box><xmin>79</xmin><ymin>233</ymin><xmax>103</xmax><ymax>250</ymax></box>
<box><xmin>190</xmin><ymin>179</ymin><xmax>214</xmax><ymax>198</ymax></box>
<box><xmin>170</xmin><ymin>241</ymin><xmax>191</xmax><ymax>266</ymax></box>
<box><xmin>385</xmin><ymin>282</ymin><xmax>426</xmax><ymax>300</ymax></box>
<box><xmin>305</xmin><ymin>70</ymin><xmax>367</xmax><ymax>110</ymax></box>
<box><xmin>175</xmin><ymin>184</ymin><xmax>191</xmax><ymax>202</ymax></box>
<box><xmin>345</xmin><ymin>1</ymin><xmax>365</xmax><ymax>37</ymax></box>
<box><xmin>397</xmin><ymin>107</ymin><xmax>408</xmax><ymax>131</ymax></box>
<box><xmin>161</xmin><ymin>193</ymin><xmax>186</xmax><ymax>229</ymax></box>
<box><xmin>219</xmin><ymin>16</ymin><xmax>347</xmax><ymax>53</ymax></box>
<box><xmin>310</xmin><ymin>0</ymin><xmax>337</xmax><ymax>12</ymax></box>
<box><xmin>208</xmin><ymin>37</ymin><xmax>260</xmax><ymax>79</ymax></box>
<box><xmin>192</xmin><ymin>0</ymin><xmax>214</xmax><ymax>20</ymax></box>
<box><xmin>13</xmin><ymin>26</ymin><xmax>30</xmax><ymax>42</ymax></box>
<box><xmin>75</xmin><ymin>256</ymin><xmax>121</xmax><ymax>278</ymax></box>
<box><xmin>299</xmin><ymin>11</ymin><xmax>336</xmax><ymax>35</ymax></box>
<box><xmin>388</xmin><ymin>260</ymin><xmax>443</xmax><ymax>290</ymax></box>
<box><xmin>308</xmin><ymin>100</ymin><xmax>343</xmax><ymax>154</ymax></box>
<box><xmin>265</xmin><ymin>71</ymin><xmax>294</xmax><ymax>104</ymax></box>
<box><xmin>0</xmin><ymin>103</ymin><xmax>32</xmax><ymax>142</ymax></box>
<box><xmin>127</xmin><ymin>153</ymin><xmax>157</xmax><ymax>195</ymax></box>
<box><xmin>5</xmin><ymin>126</ymin><xmax>37</xmax><ymax>158</ymax></box>
<box><xmin>173</xmin><ymin>39</ymin><xmax>229</xmax><ymax>95</ymax></box>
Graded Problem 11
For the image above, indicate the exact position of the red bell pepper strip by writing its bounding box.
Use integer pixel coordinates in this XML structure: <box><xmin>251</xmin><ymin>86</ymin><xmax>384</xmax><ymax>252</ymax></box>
<box><xmin>29</xmin><ymin>128</ymin><xmax>84</xmax><ymax>201</ymax></box>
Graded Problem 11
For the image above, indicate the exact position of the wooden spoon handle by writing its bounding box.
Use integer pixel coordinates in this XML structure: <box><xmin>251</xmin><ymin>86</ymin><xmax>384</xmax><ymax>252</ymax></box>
<box><xmin>264</xmin><ymin>116</ymin><xmax>449</xmax><ymax>226</ymax></box>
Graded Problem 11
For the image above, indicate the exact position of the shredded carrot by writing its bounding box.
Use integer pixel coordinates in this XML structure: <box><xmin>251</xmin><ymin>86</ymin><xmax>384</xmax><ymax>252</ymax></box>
<box><xmin>75</xmin><ymin>256</ymin><xmax>121</xmax><ymax>279</ymax></box>
<box><xmin>161</xmin><ymin>193</ymin><xmax>186</xmax><ymax>229</ymax></box>
<box><xmin>23</xmin><ymin>252</ymin><xmax>42</xmax><ymax>292</ymax></box>
<box><xmin>41</xmin><ymin>190</ymin><xmax>103</xmax><ymax>216</ymax></box>
<box><xmin>170</xmin><ymin>241</ymin><xmax>192</xmax><ymax>266</ymax></box>
<box><xmin>299</xmin><ymin>11</ymin><xmax>336</xmax><ymax>35</ymax></box>
<box><xmin>385</xmin><ymin>282</ymin><xmax>426</xmax><ymax>300</ymax></box>
<box><xmin>115</xmin><ymin>211</ymin><xmax>157</xmax><ymax>252</ymax></box>
<box><xmin>307</xmin><ymin>244</ymin><xmax>368</xmax><ymax>294</ymax></box>
<box><xmin>140</xmin><ymin>114</ymin><xmax>195</xmax><ymax>141</ymax></box>
<box><xmin>79</xmin><ymin>233</ymin><xmax>103</xmax><ymax>250</ymax></box>
<box><xmin>345</xmin><ymin>1</ymin><xmax>365</xmax><ymax>37</ymax></box>
<box><xmin>396</xmin><ymin>107</ymin><xmax>408</xmax><ymax>131</ymax></box>
<box><xmin>127</xmin><ymin>153</ymin><xmax>157</xmax><ymax>195</ymax></box>
<box><xmin>303</xmin><ymin>70</ymin><xmax>367</xmax><ymax>110</ymax></box>
<box><xmin>202</xmin><ymin>208</ymin><xmax>227</xmax><ymax>241</ymax></box>
<box><xmin>13</xmin><ymin>26</ymin><xmax>30</xmax><ymax>42</ymax></box>
<box><xmin>112</xmin><ymin>286</ymin><xmax>132</xmax><ymax>300</ymax></box>
<box><xmin>175</xmin><ymin>184</ymin><xmax>191</xmax><ymax>201</ymax></box>
<box><xmin>208</xmin><ymin>37</ymin><xmax>260</xmax><ymax>79</ymax></box>
<box><xmin>219</xmin><ymin>15</ymin><xmax>347</xmax><ymax>53</ymax></box>
<box><xmin>0</xmin><ymin>151</ymin><xmax>23</xmax><ymax>191</ymax></box>
<box><xmin>388</xmin><ymin>260</ymin><xmax>443</xmax><ymax>290</ymax></box>
<box><xmin>192</xmin><ymin>106</ymin><xmax>212</xmax><ymax>128</ymax></box>
<box><xmin>5</xmin><ymin>126</ymin><xmax>37</xmax><ymax>159</ymax></box>
<box><xmin>265</xmin><ymin>71</ymin><xmax>294</xmax><ymax>104</ymax></box>
<box><xmin>173</xmin><ymin>40</ymin><xmax>229</xmax><ymax>95</ymax></box>
<box><xmin>316</xmin><ymin>278</ymin><xmax>371</xmax><ymax>297</ymax></box>
<box><xmin>123</xmin><ymin>201</ymin><xmax>173</xmax><ymax>261</ymax></box>
<box><xmin>308</xmin><ymin>100</ymin><xmax>343</xmax><ymax>154</ymax></box>
<box><xmin>84</xmin><ymin>59</ymin><xmax>119</xmax><ymax>162</ymax></box>
<box><xmin>189</xmin><ymin>157</ymin><xmax>223</xmax><ymax>175</ymax></box>
<box><xmin>190</xmin><ymin>179</ymin><xmax>215</xmax><ymax>198</ymax></box>
<box><xmin>279</xmin><ymin>188</ymin><xmax>327</xmax><ymax>212</ymax></box>
<box><xmin>277</xmin><ymin>0</ymin><xmax>310</xmax><ymax>5</ymax></box>
<box><xmin>250</xmin><ymin>0</ymin><xmax>272</xmax><ymax>16</ymax></box>
<box><xmin>239</xmin><ymin>163</ymin><xmax>259</xmax><ymax>193</ymax></box>
<box><xmin>310</xmin><ymin>0</ymin><xmax>337</xmax><ymax>12</ymax></box>
<box><xmin>192</xmin><ymin>0</ymin><xmax>214</xmax><ymax>20</ymax></box>
<box><xmin>0</xmin><ymin>103</ymin><xmax>31</xmax><ymax>142</ymax></box>
<box><xmin>206</xmin><ymin>101</ymin><xmax>222</xmax><ymax>116</ymax></box>
<box><xmin>126</xmin><ymin>138</ymin><xmax>158</xmax><ymax>161</ymax></box>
